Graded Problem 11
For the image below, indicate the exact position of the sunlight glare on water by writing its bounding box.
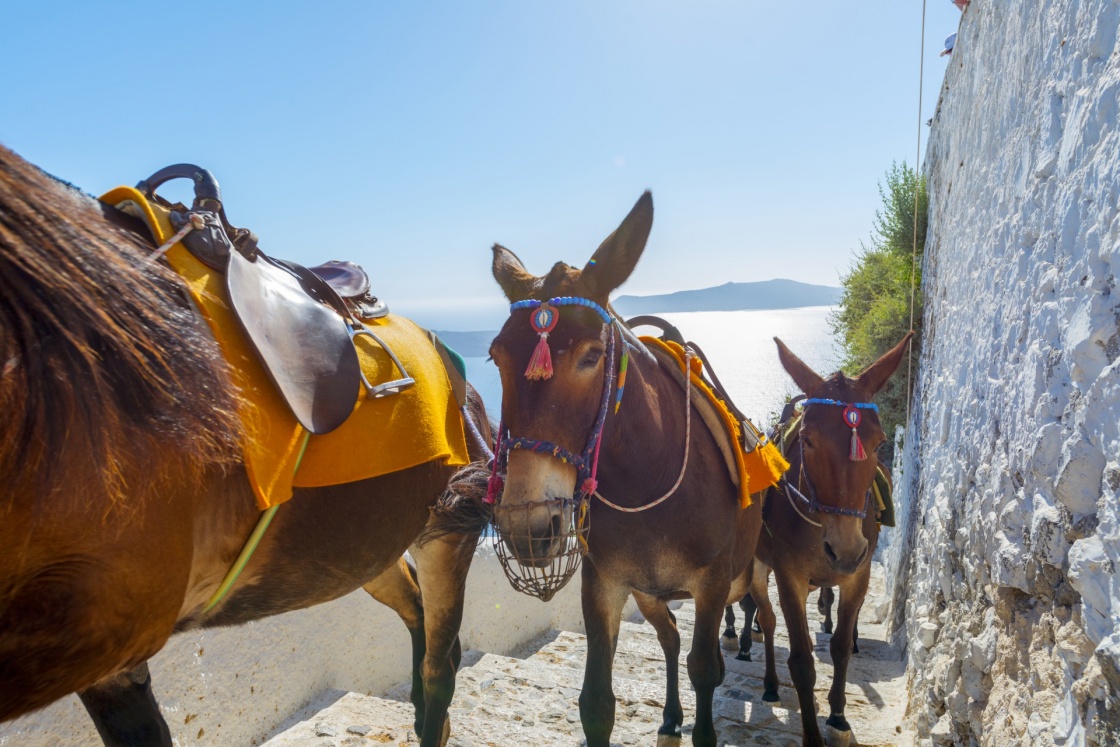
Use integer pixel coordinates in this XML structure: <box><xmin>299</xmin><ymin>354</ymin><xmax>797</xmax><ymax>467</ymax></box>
<box><xmin>463</xmin><ymin>306</ymin><xmax>842</xmax><ymax>430</ymax></box>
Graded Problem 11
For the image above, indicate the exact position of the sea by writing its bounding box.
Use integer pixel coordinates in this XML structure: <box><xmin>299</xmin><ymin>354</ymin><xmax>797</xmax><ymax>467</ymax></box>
<box><xmin>461</xmin><ymin>306</ymin><xmax>843</xmax><ymax>429</ymax></box>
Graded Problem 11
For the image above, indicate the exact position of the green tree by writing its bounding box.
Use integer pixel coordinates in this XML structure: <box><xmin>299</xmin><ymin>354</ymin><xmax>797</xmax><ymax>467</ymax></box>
<box><xmin>831</xmin><ymin>162</ymin><xmax>926</xmax><ymax>462</ymax></box>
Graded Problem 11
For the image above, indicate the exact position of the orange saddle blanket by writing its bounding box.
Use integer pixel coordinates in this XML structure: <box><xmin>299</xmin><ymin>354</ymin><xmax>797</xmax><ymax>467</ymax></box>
<box><xmin>101</xmin><ymin>186</ymin><xmax>470</xmax><ymax>509</ymax></box>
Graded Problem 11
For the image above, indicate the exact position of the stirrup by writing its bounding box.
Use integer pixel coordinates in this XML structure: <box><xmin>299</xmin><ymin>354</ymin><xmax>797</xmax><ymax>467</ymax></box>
<box><xmin>349</xmin><ymin>323</ymin><xmax>416</xmax><ymax>398</ymax></box>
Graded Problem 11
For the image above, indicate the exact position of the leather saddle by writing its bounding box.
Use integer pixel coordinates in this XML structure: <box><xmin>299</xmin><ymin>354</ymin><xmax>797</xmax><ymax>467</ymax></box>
<box><xmin>136</xmin><ymin>164</ymin><xmax>413</xmax><ymax>435</ymax></box>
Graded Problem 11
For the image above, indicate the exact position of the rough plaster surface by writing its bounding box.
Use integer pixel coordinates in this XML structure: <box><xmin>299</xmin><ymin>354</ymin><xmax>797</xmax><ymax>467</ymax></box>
<box><xmin>0</xmin><ymin>546</ymin><xmax>619</xmax><ymax>747</ymax></box>
<box><xmin>882</xmin><ymin>0</ymin><xmax>1120</xmax><ymax>745</ymax></box>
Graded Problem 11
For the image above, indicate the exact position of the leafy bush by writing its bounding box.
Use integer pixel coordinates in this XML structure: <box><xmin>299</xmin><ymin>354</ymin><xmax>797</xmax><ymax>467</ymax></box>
<box><xmin>831</xmin><ymin>162</ymin><xmax>926</xmax><ymax>461</ymax></box>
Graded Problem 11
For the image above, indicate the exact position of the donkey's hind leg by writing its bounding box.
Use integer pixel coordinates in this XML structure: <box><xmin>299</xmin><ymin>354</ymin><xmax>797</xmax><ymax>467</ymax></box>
<box><xmin>362</xmin><ymin>556</ymin><xmax>427</xmax><ymax>737</ymax></box>
<box><xmin>721</xmin><ymin>604</ymin><xmax>739</xmax><ymax>650</ymax></box>
<box><xmin>736</xmin><ymin>593</ymin><xmax>758</xmax><ymax>662</ymax></box>
<box><xmin>409</xmin><ymin>531</ymin><xmax>477</xmax><ymax>747</ymax></box>
<box><xmin>748</xmin><ymin>565</ymin><xmax>781</xmax><ymax>702</ymax></box>
<box><xmin>78</xmin><ymin>662</ymin><xmax>172</xmax><ymax>747</ymax></box>
<box><xmin>632</xmin><ymin>592</ymin><xmax>685</xmax><ymax>745</ymax></box>
<box><xmin>817</xmin><ymin>587</ymin><xmax>835</xmax><ymax>634</ymax></box>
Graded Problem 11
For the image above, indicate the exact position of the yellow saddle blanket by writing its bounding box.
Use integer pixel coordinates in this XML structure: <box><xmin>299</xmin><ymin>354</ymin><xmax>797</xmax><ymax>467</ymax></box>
<box><xmin>641</xmin><ymin>337</ymin><xmax>789</xmax><ymax>508</ymax></box>
<box><xmin>101</xmin><ymin>186</ymin><xmax>469</xmax><ymax>509</ymax></box>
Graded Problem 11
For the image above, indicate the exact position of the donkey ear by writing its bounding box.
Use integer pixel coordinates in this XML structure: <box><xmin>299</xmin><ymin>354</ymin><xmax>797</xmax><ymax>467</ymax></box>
<box><xmin>856</xmin><ymin>332</ymin><xmax>914</xmax><ymax>396</ymax></box>
<box><xmin>581</xmin><ymin>191</ymin><xmax>654</xmax><ymax>299</ymax></box>
<box><xmin>492</xmin><ymin>244</ymin><xmax>541</xmax><ymax>302</ymax></box>
<box><xmin>774</xmin><ymin>337</ymin><xmax>825</xmax><ymax>395</ymax></box>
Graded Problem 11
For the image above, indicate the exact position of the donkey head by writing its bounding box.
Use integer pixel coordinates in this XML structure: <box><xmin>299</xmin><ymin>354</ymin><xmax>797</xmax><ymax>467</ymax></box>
<box><xmin>775</xmin><ymin>333</ymin><xmax>912</xmax><ymax>574</ymax></box>
<box><xmin>488</xmin><ymin>192</ymin><xmax>653</xmax><ymax>562</ymax></box>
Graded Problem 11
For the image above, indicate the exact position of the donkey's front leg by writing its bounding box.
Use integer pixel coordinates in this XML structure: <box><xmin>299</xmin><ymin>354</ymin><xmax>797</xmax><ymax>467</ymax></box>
<box><xmin>774</xmin><ymin>571</ymin><xmax>821</xmax><ymax>746</ymax></box>
<box><xmin>824</xmin><ymin>570</ymin><xmax>871</xmax><ymax>747</ymax></box>
<box><xmin>579</xmin><ymin>562</ymin><xmax>631</xmax><ymax>747</ymax></box>
<box><xmin>632</xmin><ymin>592</ymin><xmax>685</xmax><ymax>745</ymax></box>
<box><xmin>410</xmin><ymin>531</ymin><xmax>477</xmax><ymax>747</ymax></box>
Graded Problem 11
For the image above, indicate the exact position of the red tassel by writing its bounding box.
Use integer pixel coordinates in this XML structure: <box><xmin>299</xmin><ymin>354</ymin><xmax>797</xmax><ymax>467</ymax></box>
<box><xmin>850</xmin><ymin>429</ymin><xmax>867</xmax><ymax>461</ymax></box>
<box><xmin>524</xmin><ymin>333</ymin><xmax>554</xmax><ymax>380</ymax></box>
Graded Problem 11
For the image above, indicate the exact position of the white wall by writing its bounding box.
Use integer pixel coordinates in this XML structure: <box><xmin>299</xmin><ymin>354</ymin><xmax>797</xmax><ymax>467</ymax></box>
<box><xmin>0</xmin><ymin>547</ymin><xmax>621</xmax><ymax>747</ymax></box>
<box><xmin>883</xmin><ymin>1</ymin><xmax>1120</xmax><ymax>744</ymax></box>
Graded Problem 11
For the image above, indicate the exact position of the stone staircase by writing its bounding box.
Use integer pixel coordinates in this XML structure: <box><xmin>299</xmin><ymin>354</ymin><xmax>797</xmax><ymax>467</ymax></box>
<box><xmin>264</xmin><ymin>565</ymin><xmax>916</xmax><ymax>747</ymax></box>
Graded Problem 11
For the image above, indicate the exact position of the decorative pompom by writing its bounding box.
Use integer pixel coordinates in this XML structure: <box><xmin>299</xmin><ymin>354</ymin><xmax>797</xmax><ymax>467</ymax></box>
<box><xmin>850</xmin><ymin>430</ymin><xmax>867</xmax><ymax>461</ymax></box>
<box><xmin>524</xmin><ymin>333</ymin><xmax>554</xmax><ymax>380</ymax></box>
<box><xmin>580</xmin><ymin>477</ymin><xmax>598</xmax><ymax>495</ymax></box>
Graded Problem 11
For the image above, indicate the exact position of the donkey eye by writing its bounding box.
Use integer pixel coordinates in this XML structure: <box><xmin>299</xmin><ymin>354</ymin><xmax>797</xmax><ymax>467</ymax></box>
<box><xmin>580</xmin><ymin>349</ymin><xmax>604</xmax><ymax>368</ymax></box>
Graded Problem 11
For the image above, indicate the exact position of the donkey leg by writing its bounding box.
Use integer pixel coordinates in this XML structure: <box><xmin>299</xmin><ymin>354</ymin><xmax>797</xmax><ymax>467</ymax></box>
<box><xmin>362</xmin><ymin>556</ymin><xmax>426</xmax><ymax>735</ymax></box>
<box><xmin>736</xmin><ymin>593</ymin><xmax>757</xmax><ymax>662</ymax></box>
<box><xmin>824</xmin><ymin>572</ymin><xmax>870</xmax><ymax>747</ymax></box>
<box><xmin>578</xmin><ymin>563</ymin><xmax>631</xmax><ymax>747</ymax></box>
<box><xmin>633</xmin><ymin>592</ymin><xmax>685</xmax><ymax>744</ymax></box>
<box><xmin>817</xmin><ymin>587</ymin><xmax>834</xmax><ymax>635</ymax></box>
<box><xmin>410</xmin><ymin>532</ymin><xmax>477</xmax><ymax>747</ymax></box>
<box><xmin>774</xmin><ymin>572</ymin><xmax>822</xmax><ymax>747</ymax></box>
<box><xmin>721</xmin><ymin>604</ymin><xmax>739</xmax><ymax>650</ymax></box>
<box><xmin>78</xmin><ymin>662</ymin><xmax>172</xmax><ymax>747</ymax></box>
<box><xmin>686</xmin><ymin>574</ymin><xmax>731</xmax><ymax>747</ymax></box>
<box><xmin>852</xmin><ymin>619</ymin><xmax>860</xmax><ymax>655</ymax></box>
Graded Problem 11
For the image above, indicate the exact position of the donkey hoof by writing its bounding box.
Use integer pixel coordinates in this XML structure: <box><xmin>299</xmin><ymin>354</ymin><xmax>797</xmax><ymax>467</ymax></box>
<box><xmin>735</xmin><ymin>650</ymin><xmax>752</xmax><ymax>662</ymax></box>
<box><xmin>762</xmin><ymin>689</ymin><xmax>780</xmax><ymax>703</ymax></box>
<box><xmin>824</xmin><ymin>724</ymin><xmax>852</xmax><ymax>747</ymax></box>
<box><xmin>721</xmin><ymin>633</ymin><xmax>739</xmax><ymax>651</ymax></box>
<box><xmin>853</xmin><ymin>642</ymin><xmax>860</xmax><ymax>654</ymax></box>
<box><xmin>825</xmin><ymin>715</ymin><xmax>853</xmax><ymax>747</ymax></box>
<box><xmin>656</xmin><ymin>727</ymin><xmax>683</xmax><ymax>747</ymax></box>
<box><xmin>751</xmin><ymin>630</ymin><xmax>765</xmax><ymax>644</ymax></box>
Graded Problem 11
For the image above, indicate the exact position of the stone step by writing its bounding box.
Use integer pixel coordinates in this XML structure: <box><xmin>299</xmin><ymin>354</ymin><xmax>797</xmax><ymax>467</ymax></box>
<box><xmin>265</xmin><ymin>564</ymin><xmax>914</xmax><ymax>747</ymax></box>
<box><xmin>265</xmin><ymin>647</ymin><xmax>805</xmax><ymax>747</ymax></box>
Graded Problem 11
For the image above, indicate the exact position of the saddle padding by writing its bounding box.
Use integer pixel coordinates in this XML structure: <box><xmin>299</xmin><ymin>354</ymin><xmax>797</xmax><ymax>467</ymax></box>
<box><xmin>227</xmin><ymin>250</ymin><xmax>361</xmax><ymax>435</ymax></box>
<box><xmin>641</xmin><ymin>337</ymin><xmax>790</xmax><ymax>507</ymax></box>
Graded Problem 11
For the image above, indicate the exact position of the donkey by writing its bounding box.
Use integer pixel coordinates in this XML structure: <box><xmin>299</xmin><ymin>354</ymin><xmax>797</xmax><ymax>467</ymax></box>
<box><xmin>487</xmin><ymin>192</ymin><xmax>765</xmax><ymax>747</ymax></box>
<box><xmin>739</xmin><ymin>335</ymin><xmax>910</xmax><ymax>747</ymax></box>
<box><xmin>0</xmin><ymin>146</ymin><xmax>489</xmax><ymax>747</ymax></box>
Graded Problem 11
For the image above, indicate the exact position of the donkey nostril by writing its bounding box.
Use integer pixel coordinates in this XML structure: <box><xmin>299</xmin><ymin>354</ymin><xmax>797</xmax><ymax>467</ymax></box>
<box><xmin>549</xmin><ymin>513</ymin><xmax>563</xmax><ymax>539</ymax></box>
<box><xmin>823</xmin><ymin>542</ymin><xmax>837</xmax><ymax>562</ymax></box>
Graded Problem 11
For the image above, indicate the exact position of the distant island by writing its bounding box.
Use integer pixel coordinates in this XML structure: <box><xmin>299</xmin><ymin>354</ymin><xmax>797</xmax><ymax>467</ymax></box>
<box><xmin>434</xmin><ymin>279</ymin><xmax>841</xmax><ymax>357</ymax></box>
<box><xmin>611</xmin><ymin>279</ymin><xmax>841</xmax><ymax>315</ymax></box>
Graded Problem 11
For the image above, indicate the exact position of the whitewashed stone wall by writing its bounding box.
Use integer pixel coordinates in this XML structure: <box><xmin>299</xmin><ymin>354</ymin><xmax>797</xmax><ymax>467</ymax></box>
<box><xmin>884</xmin><ymin>0</ymin><xmax>1120</xmax><ymax>744</ymax></box>
<box><xmin>0</xmin><ymin>548</ymin><xmax>617</xmax><ymax>747</ymax></box>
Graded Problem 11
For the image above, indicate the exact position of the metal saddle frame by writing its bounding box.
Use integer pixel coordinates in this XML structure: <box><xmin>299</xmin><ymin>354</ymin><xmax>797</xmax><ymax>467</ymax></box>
<box><xmin>136</xmin><ymin>164</ymin><xmax>414</xmax><ymax>435</ymax></box>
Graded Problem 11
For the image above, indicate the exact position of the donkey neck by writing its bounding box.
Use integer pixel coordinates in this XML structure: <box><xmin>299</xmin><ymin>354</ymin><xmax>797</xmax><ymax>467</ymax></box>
<box><xmin>596</xmin><ymin>342</ymin><xmax>691</xmax><ymax>499</ymax></box>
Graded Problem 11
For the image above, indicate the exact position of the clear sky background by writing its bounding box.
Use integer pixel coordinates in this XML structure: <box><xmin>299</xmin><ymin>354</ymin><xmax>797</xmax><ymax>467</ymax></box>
<box><xmin>0</xmin><ymin>1</ymin><xmax>961</xmax><ymax>330</ymax></box>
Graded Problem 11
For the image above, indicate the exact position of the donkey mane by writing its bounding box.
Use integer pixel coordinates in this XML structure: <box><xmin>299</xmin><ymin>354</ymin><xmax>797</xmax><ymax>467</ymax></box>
<box><xmin>0</xmin><ymin>145</ymin><xmax>242</xmax><ymax>501</ymax></box>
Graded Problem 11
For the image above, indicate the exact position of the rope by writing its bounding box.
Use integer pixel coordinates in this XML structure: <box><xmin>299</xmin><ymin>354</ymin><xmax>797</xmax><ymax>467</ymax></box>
<box><xmin>146</xmin><ymin>212</ymin><xmax>205</xmax><ymax>261</ymax></box>
<box><xmin>595</xmin><ymin>353</ymin><xmax>692</xmax><ymax>513</ymax></box>
<box><xmin>907</xmin><ymin>0</ymin><xmax>928</xmax><ymax>423</ymax></box>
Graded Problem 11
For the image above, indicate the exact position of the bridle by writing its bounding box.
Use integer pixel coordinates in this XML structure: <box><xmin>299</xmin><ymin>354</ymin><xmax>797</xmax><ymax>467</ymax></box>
<box><xmin>485</xmin><ymin>296</ymin><xmax>619</xmax><ymax>507</ymax></box>
<box><xmin>778</xmin><ymin>398</ymin><xmax>879</xmax><ymax>526</ymax></box>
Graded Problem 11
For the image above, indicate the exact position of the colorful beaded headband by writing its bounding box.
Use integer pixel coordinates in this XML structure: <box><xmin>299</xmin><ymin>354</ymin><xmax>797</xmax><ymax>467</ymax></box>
<box><xmin>510</xmin><ymin>297</ymin><xmax>613</xmax><ymax>380</ymax></box>
<box><xmin>799</xmin><ymin>398</ymin><xmax>878</xmax><ymax>462</ymax></box>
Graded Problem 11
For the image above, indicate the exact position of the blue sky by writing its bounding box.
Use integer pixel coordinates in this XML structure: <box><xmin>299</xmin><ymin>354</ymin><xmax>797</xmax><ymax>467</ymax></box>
<box><xmin>1</xmin><ymin>1</ymin><xmax>961</xmax><ymax>330</ymax></box>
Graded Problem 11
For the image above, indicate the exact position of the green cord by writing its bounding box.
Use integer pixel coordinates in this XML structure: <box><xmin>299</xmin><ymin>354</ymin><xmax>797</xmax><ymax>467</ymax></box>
<box><xmin>203</xmin><ymin>430</ymin><xmax>310</xmax><ymax>613</ymax></box>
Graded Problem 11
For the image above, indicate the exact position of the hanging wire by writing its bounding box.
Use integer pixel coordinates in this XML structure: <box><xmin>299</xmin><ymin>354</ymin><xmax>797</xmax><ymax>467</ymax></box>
<box><xmin>907</xmin><ymin>0</ymin><xmax>928</xmax><ymax>423</ymax></box>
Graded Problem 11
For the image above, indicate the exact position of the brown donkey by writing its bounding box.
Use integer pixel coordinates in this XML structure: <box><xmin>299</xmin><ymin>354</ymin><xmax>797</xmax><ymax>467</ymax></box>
<box><xmin>0</xmin><ymin>146</ymin><xmax>489</xmax><ymax>747</ymax></box>
<box><xmin>740</xmin><ymin>335</ymin><xmax>910</xmax><ymax>747</ymax></box>
<box><xmin>488</xmin><ymin>192</ymin><xmax>766</xmax><ymax>747</ymax></box>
